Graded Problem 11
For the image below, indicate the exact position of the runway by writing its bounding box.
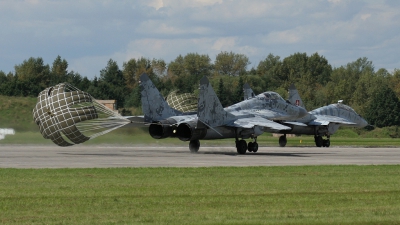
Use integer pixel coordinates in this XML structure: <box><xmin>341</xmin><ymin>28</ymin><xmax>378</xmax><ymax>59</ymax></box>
<box><xmin>0</xmin><ymin>145</ymin><xmax>399</xmax><ymax>168</ymax></box>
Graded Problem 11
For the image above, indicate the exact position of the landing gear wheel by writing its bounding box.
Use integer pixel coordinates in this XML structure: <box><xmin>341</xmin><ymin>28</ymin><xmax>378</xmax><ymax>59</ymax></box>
<box><xmin>279</xmin><ymin>135</ymin><xmax>287</xmax><ymax>147</ymax></box>
<box><xmin>248</xmin><ymin>142</ymin><xmax>254</xmax><ymax>152</ymax></box>
<box><xmin>236</xmin><ymin>140</ymin><xmax>247</xmax><ymax>154</ymax></box>
<box><xmin>324</xmin><ymin>139</ymin><xmax>330</xmax><ymax>147</ymax></box>
<box><xmin>315</xmin><ymin>136</ymin><xmax>323</xmax><ymax>147</ymax></box>
<box><xmin>252</xmin><ymin>142</ymin><xmax>259</xmax><ymax>153</ymax></box>
<box><xmin>189</xmin><ymin>140</ymin><xmax>200</xmax><ymax>153</ymax></box>
<box><xmin>248</xmin><ymin>142</ymin><xmax>258</xmax><ymax>152</ymax></box>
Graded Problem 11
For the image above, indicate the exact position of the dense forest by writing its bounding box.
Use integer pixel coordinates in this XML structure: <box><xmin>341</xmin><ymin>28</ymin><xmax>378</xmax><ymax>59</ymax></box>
<box><xmin>1</xmin><ymin>52</ymin><xmax>400</xmax><ymax>128</ymax></box>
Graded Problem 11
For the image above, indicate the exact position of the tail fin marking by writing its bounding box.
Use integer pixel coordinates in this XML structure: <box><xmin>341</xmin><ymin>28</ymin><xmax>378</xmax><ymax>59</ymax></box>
<box><xmin>288</xmin><ymin>84</ymin><xmax>306</xmax><ymax>110</ymax></box>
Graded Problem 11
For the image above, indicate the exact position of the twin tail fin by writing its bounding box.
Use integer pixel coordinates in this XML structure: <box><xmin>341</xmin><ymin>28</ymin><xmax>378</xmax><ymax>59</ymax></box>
<box><xmin>140</xmin><ymin>74</ymin><xmax>182</xmax><ymax>122</ymax></box>
<box><xmin>197</xmin><ymin>76</ymin><xmax>235</xmax><ymax>128</ymax></box>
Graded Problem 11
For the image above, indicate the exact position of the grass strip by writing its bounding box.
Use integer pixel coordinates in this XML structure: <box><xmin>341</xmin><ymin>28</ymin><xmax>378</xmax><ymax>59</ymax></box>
<box><xmin>1</xmin><ymin>165</ymin><xmax>400</xmax><ymax>224</ymax></box>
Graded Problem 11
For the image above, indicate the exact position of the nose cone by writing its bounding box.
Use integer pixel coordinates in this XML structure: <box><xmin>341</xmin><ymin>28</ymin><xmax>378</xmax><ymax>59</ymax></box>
<box><xmin>298</xmin><ymin>107</ymin><xmax>308</xmax><ymax>118</ymax></box>
<box><xmin>359</xmin><ymin>117</ymin><xmax>368</xmax><ymax>128</ymax></box>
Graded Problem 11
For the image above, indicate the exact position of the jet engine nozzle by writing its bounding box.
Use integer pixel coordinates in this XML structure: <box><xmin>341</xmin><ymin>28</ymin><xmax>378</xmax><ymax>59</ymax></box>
<box><xmin>148</xmin><ymin>118</ymin><xmax>177</xmax><ymax>139</ymax></box>
<box><xmin>176</xmin><ymin>120</ymin><xmax>207</xmax><ymax>141</ymax></box>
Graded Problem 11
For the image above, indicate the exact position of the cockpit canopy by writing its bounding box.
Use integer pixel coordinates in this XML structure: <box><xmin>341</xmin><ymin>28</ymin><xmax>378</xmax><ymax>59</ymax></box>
<box><xmin>336</xmin><ymin>103</ymin><xmax>357</xmax><ymax>114</ymax></box>
<box><xmin>262</xmin><ymin>92</ymin><xmax>284</xmax><ymax>101</ymax></box>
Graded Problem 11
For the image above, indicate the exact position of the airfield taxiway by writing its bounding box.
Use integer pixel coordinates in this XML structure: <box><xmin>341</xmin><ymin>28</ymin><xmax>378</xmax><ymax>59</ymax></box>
<box><xmin>0</xmin><ymin>145</ymin><xmax>399</xmax><ymax>168</ymax></box>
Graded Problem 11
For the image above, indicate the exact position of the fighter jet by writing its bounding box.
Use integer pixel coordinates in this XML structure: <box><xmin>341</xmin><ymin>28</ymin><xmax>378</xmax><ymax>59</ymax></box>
<box><xmin>140</xmin><ymin>74</ymin><xmax>308</xmax><ymax>154</ymax></box>
<box><xmin>243</xmin><ymin>84</ymin><xmax>368</xmax><ymax>147</ymax></box>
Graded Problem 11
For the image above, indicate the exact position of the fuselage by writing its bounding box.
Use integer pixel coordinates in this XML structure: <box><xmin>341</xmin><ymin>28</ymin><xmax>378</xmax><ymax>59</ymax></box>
<box><xmin>295</xmin><ymin>103</ymin><xmax>368</xmax><ymax>128</ymax></box>
<box><xmin>225</xmin><ymin>91</ymin><xmax>308</xmax><ymax>120</ymax></box>
<box><xmin>150</xmin><ymin>91</ymin><xmax>308</xmax><ymax>141</ymax></box>
<box><xmin>310</xmin><ymin>104</ymin><xmax>367</xmax><ymax>127</ymax></box>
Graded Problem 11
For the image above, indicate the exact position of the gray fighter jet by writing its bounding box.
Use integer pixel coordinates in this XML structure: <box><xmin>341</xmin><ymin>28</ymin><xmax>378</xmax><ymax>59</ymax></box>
<box><xmin>243</xmin><ymin>84</ymin><xmax>368</xmax><ymax>147</ymax></box>
<box><xmin>140</xmin><ymin>74</ymin><xmax>308</xmax><ymax>154</ymax></box>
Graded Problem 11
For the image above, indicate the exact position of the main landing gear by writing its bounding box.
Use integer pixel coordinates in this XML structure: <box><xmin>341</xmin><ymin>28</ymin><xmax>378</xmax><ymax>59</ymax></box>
<box><xmin>235</xmin><ymin>137</ymin><xmax>258</xmax><ymax>154</ymax></box>
<box><xmin>248</xmin><ymin>137</ymin><xmax>259</xmax><ymax>153</ymax></box>
<box><xmin>188</xmin><ymin>137</ymin><xmax>260</xmax><ymax>154</ymax></box>
<box><xmin>189</xmin><ymin>140</ymin><xmax>200</xmax><ymax>153</ymax></box>
<box><xmin>279</xmin><ymin>134</ymin><xmax>287</xmax><ymax>147</ymax></box>
<box><xmin>314</xmin><ymin>135</ymin><xmax>330</xmax><ymax>147</ymax></box>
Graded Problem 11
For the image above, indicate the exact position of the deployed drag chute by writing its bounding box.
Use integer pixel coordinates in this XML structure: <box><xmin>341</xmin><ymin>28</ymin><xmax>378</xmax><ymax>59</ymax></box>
<box><xmin>166</xmin><ymin>90</ymin><xmax>197</xmax><ymax>113</ymax></box>
<box><xmin>33</xmin><ymin>83</ymin><xmax>131</xmax><ymax>146</ymax></box>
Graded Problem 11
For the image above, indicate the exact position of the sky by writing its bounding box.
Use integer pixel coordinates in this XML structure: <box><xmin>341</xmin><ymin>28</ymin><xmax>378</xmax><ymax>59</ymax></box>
<box><xmin>1</xmin><ymin>0</ymin><xmax>400</xmax><ymax>79</ymax></box>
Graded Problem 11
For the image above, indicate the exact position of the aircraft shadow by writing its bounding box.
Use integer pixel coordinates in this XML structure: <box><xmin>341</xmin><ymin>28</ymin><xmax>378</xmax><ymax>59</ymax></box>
<box><xmin>197</xmin><ymin>151</ymin><xmax>329</xmax><ymax>157</ymax></box>
<box><xmin>58</xmin><ymin>151</ymin><xmax>330</xmax><ymax>158</ymax></box>
<box><xmin>59</xmin><ymin>153</ymin><xmax>125</xmax><ymax>157</ymax></box>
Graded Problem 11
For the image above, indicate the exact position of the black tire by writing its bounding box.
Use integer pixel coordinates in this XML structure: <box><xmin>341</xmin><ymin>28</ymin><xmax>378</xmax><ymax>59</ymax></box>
<box><xmin>279</xmin><ymin>135</ymin><xmax>287</xmax><ymax>147</ymax></box>
<box><xmin>322</xmin><ymin>139</ymin><xmax>328</xmax><ymax>147</ymax></box>
<box><xmin>252</xmin><ymin>142</ymin><xmax>259</xmax><ymax>153</ymax></box>
<box><xmin>248</xmin><ymin>142</ymin><xmax>254</xmax><ymax>152</ymax></box>
<box><xmin>236</xmin><ymin>140</ymin><xmax>247</xmax><ymax>154</ymax></box>
<box><xmin>325</xmin><ymin>139</ymin><xmax>330</xmax><ymax>148</ymax></box>
<box><xmin>315</xmin><ymin>136</ymin><xmax>323</xmax><ymax>147</ymax></box>
<box><xmin>189</xmin><ymin>140</ymin><xmax>200</xmax><ymax>153</ymax></box>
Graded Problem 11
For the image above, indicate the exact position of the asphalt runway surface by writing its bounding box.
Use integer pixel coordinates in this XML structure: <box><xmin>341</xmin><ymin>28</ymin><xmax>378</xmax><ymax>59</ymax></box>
<box><xmin>0</xmin><ymin>145</ymin><xmax>400</xmax><ymax>168</ymax></box>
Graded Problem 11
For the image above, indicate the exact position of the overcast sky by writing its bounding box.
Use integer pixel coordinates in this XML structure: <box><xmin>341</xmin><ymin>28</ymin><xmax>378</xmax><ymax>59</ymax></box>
<box><xmin>1</xmin><ymin>0</ymin><xmax>399</xmax><ymax>79</ymax></box>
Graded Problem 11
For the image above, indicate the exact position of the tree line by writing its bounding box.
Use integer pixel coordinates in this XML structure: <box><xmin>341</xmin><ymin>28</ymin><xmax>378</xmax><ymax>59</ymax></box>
<box><xmin>1</xmin><ymin>52</ymin><xmax>400</xmax><ymax>128</ymax></box>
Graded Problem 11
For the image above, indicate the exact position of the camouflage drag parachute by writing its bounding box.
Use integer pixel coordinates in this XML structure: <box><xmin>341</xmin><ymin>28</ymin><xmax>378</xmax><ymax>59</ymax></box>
<box><xmin>33</xmin><ymin>83</ymin><xmax>131</xmax><ymax>146</ymax></box>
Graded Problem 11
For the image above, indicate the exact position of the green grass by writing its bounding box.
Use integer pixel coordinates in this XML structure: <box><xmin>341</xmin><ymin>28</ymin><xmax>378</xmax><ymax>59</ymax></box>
<box><xmin>1</xmin><ymin>165</ymin><xmax>400</xmax><ymax>224</ymax></box>
<box><xmin>0</xmin><ymin>95</ymin><xmax>38</xmax><ymax>132</ymax></box>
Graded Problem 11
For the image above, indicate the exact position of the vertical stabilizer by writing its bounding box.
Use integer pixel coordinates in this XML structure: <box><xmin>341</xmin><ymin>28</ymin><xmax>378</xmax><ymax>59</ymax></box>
<box><xmin>243</xmin><ymin>83</ymin><xmax>255</xmax><ymax>100</ymax></box>
<box><xmin>288</xmin><ymin>84</ymin><xmax>306</xmax><ymax>110</ymax></box>
<box><xmin>197</xmin><ymin>76</ymin><xmax>235</xmax><ymax>128</ymax></box>
<box><xmin>140</xmin><ymin>74</ymin><xmax>182</xmax><ymax>122</ymax></box>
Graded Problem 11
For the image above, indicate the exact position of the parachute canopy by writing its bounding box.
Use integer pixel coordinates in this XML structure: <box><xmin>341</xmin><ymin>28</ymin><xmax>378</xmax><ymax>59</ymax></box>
<box><xmin>166</xmin><ymin>90</ymin><xmax>197</xmax><ymax>113</ymax></box>
<box><xmin>33</xmin><ymin>83</ymin><xmax>131</xmax><ymax>146</ymax></box>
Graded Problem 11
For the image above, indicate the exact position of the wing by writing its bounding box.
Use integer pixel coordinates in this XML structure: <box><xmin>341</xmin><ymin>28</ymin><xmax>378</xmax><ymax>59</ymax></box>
<box><xmin>308</xmin><ymin>115</ymin><xmax>357</xmax><ymax>126</ymax></box>
<box><xmin>283</xmin><ymin>121</ymin><xmax>308</xmax><ymax>126</ymax></box>
<box><xmin>227</xmin><ymin>116</ymin><xmax>291</xmax><ymax>130</ymax></box>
